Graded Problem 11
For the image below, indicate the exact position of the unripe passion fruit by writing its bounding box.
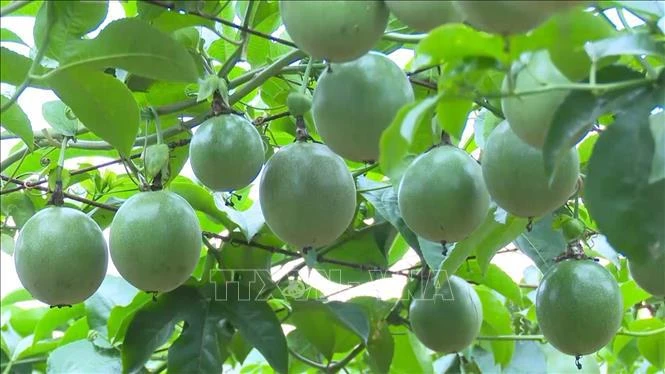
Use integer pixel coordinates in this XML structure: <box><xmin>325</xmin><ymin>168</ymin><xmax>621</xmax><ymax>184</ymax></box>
<box><xmin>536</xmin><ymin>260</ymin><xmax>622</xmax><ymax>356</ymax></box>
<box><xmin>286</xmin><ymin>92</ymin><xmax>312</xmax><ymax>117</ymax></box>
<box><xmin>109</xmin><ymin>190</ymin><xmax>202</xmax><ymax>292</ymax></box>
<box><xmin>259</xmin><ymin>142</ymin><xmax>356</xmax><ymax>248</ymax></box>
<box><xmin>279</xmin><ymin>0</ymin><xmax>389</xmax><ymax>62</ymax></box>
<box><xmin>189</xmin><ymin>114</ymin><xmax>265</xmax><ymax>192</ymax></box>
<box><xmin>398</xmin><ymin>145</ymin><xmax>490</xmax><ymax>242</ymax></box>
<box><xmin>385</xmin><ymin>0</ymin><xmax>464</xmax><ymax>32</ymax></box>
<box><xmin>628</xmin><ymin>249</ymin><xmax>665</xmax><ymax>297</ymax></box>
<box><xmin>409</xmin><ymin>276</ymin><xmax>483</xmax><ymax>353</ymax></box>
<box><xmin>481</xmin><ymin>122</ymin><xmax>580</xmax><ymax>218</ymax></box>
<box><xmin>14</xmin><ymin>206</ymin><xmax>108</xmax><ymax>306</ymax></box>
<box><xmin>312</xmin><ymin>52</ymin><xmax>415</xmax><ymax>162</ymax></box>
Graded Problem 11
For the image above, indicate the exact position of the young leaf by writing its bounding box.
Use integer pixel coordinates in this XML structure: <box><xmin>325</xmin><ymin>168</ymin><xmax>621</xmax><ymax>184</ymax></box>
<box><xmin>0</xmin><ymin>96</ymin><xmax>33</xmax><ymax>150</ymax></box>
<box><xmin>58</xmin><ymin>18</ymin><xmax>200</xmax><ymax>83</ymax></box>
<box><xmin>47</xmin><ymin>67</ymin><xmax>140</xmax><ymax>156</ymax></box>
<box><xmin>42</xmin><ymin>100</ymin><xmax>79</xmax><ymax>136</ymax></box>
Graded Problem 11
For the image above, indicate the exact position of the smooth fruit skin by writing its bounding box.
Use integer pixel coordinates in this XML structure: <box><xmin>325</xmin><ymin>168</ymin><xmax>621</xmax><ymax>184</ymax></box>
<box><xmin>279</xmin><ymin>1</ymin><xmax>388</xmax><ymax>62</ymax></box>
<box><xmin>189</xmin><ymin>114</ymin><xmax>265</xmax><ymax>192</ymax></box>
<box><xmin>453</xmin><ymin>1</ymin><xmax>583</xmax><ymax>35</ymax></box>
<box><xmin>398</xmin><ymin>145</ymin><xmax>490</xmax><ymax>242</ymax></box>
<box><xmin>536</xmin><ymin>260</ymin><xmax>623</xmax><ymax>356</ymax></box>
<box><xmin>109</xmin><ymin>191</ymin><xmax>202</xmax><ymax>292</ymax></box>
<box><xmin>481</xmin><ymin>121</ymin><xmax>580</xmax><ymax>218</ymax></box>
<box><xmin>502</xmin><ymin>51</ymin><xmax>571</xmax><ymax>149</ymax></box>
<box><xmin>259</xmin><ymin>142</ymin><xmax>356</xmax><ymax>248</ymax></box>
<box><xmin>14</xmin><ymin>207</ymin><xmax>108</xmax><ymax>306</ymax></box>
<box><xmin>409</xmin><ymin>276</ymin><xmax>483</xmax><ymax>353</ymax></box>
<box><xmin>385</xmin><ymin>0</ymin><xmax>464</xmax><ymax>32</ymax></box>
<box><xmin>629</xmin><ymin>249</ymin><xmax>665</xmax><ymax>297</ymax></box>
<box><xmin>312</xmin><ymin>52</ymin><xmax>415</xmax><ymax>162</ymax></box>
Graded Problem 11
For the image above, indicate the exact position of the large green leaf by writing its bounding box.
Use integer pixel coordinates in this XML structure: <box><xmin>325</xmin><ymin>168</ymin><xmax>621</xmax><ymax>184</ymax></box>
<box><xmin>84</xmin><ymin>275</ymin><xmax>138</xmax><ymax>337</ymax></box>
<box><xmin>46</xmin><ymin>67</ymin><xmax>140</xmax><ymax>156</ymax></box>
<box><xmin>0</xmin><ymin>96</ymin><xmax>33</xmax><ymax>150</ymax></box>
<box><xmin>584</xmin><ymin>33</ymin><xmax>665</xmax><ymax>62</ymax></box>
<box><xmin>217</xmin><ymin>200</ymin><xmax>265</xmax><ymax>242</ymax></box>
<box><xmin>0</xmin><ymin>28</ymin><xmax>26</xmax><ymax>45</ymax></box>
<box><xmin>416</xmin><ymin>24</ymin><xmax>508</xmax><ymax>68</ymax></box>
<box><xmin>542</xmin><ymin>66</ymin><xmax>647</xmax><ymax>178</ymax></box>
<box><xmin>476</xmin><ymin>286</ymin><xmax>515</xmax><ymax>367</ymax></box>
<box><xmin>513</xmin><ymin>214</ymin><xmax>566</xmax><ymax>273</ymax></box>
<box><xmin>46</xmin><ymin>340</ymin><xmax>121</xmax><ymax>374</ymax></box>
<box><xmin>436</xmin><ymin>98</ymin><xmax>473</xmax><ymax>143</ymax></box>
<box><xmin>390</xmin><ymin>327</ymin><xmax>433</xmax><ymax>374</ymax></box>
<box><xmin>32</xmin><ymin>304</ymin><xmax>85</xmax><ymax>344</ymax></box>
<box><xmin>630</xmin><ymin>318</ymin><xmax>665</xmax><ymax>369</ymax></box>
<box><xmin>456</xmin><ymin>260</ymin><xmax>522</xmax><ymax>306</ymax></box>
<box><xmin>439</xmin><ymin>206</ymin><xmax>527</xmax><ymax>276</ymax></box>
<box><xmin>503</xmin><ymin>341</ymin><xmax>547</xmax><ymax>373</ymax></box>
<box><xmin>378</xmin><ymin>96</ymin><xmax>439</xmax><ymax>181</ymax></box>
<box><xmin>214</xmin><ymin>284</ymin><xmax>288</xmax><ymax>374</ymax></box>
<box><xmin>57</xmin><ymin>18</ymin><xmax>199</xmax><ymax>82</ymax></box>
<box><xmin>584</xmin><ymin>84</ymin><xmax>665</xmax><ymax>263</ymax></box>
<box><xmin>366</xmin><ymin>323</ymin><xmax>394</xmax><ymax>374</ymax></box>
<box><xmin>168</xmin><ymin>178</ymin><xmax>237</xmax><ymax>229</ymax></box>
<box><xmin>42</xmin><ymin>100</ymin><xmax>79</xmax><ymax>136</ymax></box>
<box><xmin>0</xmin><ymin>47</ymin><xmax>31</xmax><ymax>86</ymax></box>
<box><xmin>122</xmin><ymin>287</ymin><xmax>204</xmax><ymax>373</ymax></box>
<box><xmin>33</xmin><ymin>1</ymin><xmax>108</xmax><ymax>60</ymax></box>
<box><xmin>620</xmin><ymin>280</ymin><xmax>652</xmax><ymax>311</ymax></box>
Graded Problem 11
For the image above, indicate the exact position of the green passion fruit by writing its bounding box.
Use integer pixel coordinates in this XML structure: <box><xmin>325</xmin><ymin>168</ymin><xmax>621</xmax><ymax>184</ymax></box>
<box><xmin>502</xmin><ymin>51</ymin><xmax>572</xmax><ymax>149</ymax></box>
<box><xmin>259</xmin><ymin>142</ymin><xmax>356</xmax><ymax>248</ymax></box>
<box><xmin>286</xmin><ymin>91</ymin><xmax>312</xmax><ymax>117</ymax></box>
<box><xmin>562</xmin><ymin>217</ymin><xmax>585</xmax><ymax>242</ymax></box>
<box><xmin>312</xmin><ymin>52</ymin><xmax>415</xmax><ymax>162</ymax></box>
<box><xmin>189</xmin><ymin>114</ymin><xmax>265</xmax><ymax>192</ymax></box>
<box><xmin>536</xmin><ymin>260</ymin><xmax>623</xmax><ymax>356</ymax></box>
<box><xmin>109</xmin><ymin>190</ymin><xmax>202</xmax><ymax>292</ymax></box>
<box><xmin>628</xmin><ymin>249</ymin><xmax>665</xmax><ymax>297</ymax></box>
<box><xmin>398</xmin><ymin>145</ymin><xmax>490</xmax><ymax>243</ymax></box>
<box><xmin>481</xmin><ymin>121</ymin><xmax>580</xmax><ymax>218</ymax></box>
<box><xmin>453</xmin><ymin>1</ymin><xmax>584</xmax><ymax>35</ymax></box>
<box><xmin>385</xmin><ymin>0</ymin><xmax>464</xmax><ymax>32</ymax></box>
<box><xmin>409</xmin><ymin>276</ymin><xmax>483</xmax><ymax>353</ymax></box>
<box><xmin>279</xmin><ymin>0</ymin><xmax>388</xmax><ymax>62</ymax></box>
<box><xmin>14</xmin><ymin>206</ymin><xmax>108</xmax><ymax>306</ymax></box>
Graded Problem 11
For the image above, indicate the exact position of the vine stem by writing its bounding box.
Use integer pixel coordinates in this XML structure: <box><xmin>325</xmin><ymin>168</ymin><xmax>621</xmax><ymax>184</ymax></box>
<box><xmin>300</xmin><ymin>57</ymin><xmax>314</xmax><ymax>94</ymax></box>
<box><xmin>0</xmin><ymin>0</ymin><xmax>30</xmax><ymax>17</ymax></box>
<box><xmin>476</xmin><ymin>327</ymin><xmax>665</xmax><ymax>342</ymax></box>
<box><xmin>382</xmin><ymin>32</ymin><xmax>427</xmax><ymax>43</ymax></box>
<box><xmin>351</xmin><ymin>163</ymin><xmax>378</xmax><ymax>177</ymax></box>
<box><xmin>616</xmin><ymin>7</ymin><xmax>658</xmax><ymax>79</ymax></box>
<box><xmin>149</xmin><ymin>107</ymin><xmax>164</xmax><ymax>145</ymax></box>
<box><xmin>356</xmin><ymin>184</ymin><xmax>391</xmax><ymax>193</ymax></box>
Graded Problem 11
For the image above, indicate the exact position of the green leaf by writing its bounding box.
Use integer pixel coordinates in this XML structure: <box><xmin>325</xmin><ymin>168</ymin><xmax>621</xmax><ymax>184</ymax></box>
<box><xmin>436</xmin><ymin>98</ymin><xmax>473</xmax><ymax>142</ymax></box>
<box><xmin>585</xmin><ymin>84</ymin><xmax>664</xmax><ymax>263</ymax></box>
<box><xmin>107</xmin><ymin>292</ymin><xmax>152</xmax><ymax>343</ymax></box>
<box><xmin>439</xmin><ymin>206</ymin><xmax>527</xmax><ymax>276</ymax></box>
<box><xmin>59</xmin><ymin>317</ymin><xmax>89</xmax><ymax>346</ymax></box>
<box><xmin>0</xmin><ymin>191</ymin><xmax>36</xmax><ymax>228</ymax></box>
<box><xmin>366</xmin><ymin>324</ymin><xmax>394</xmax><ymax>374</ymax></box>
<box><xmin>42</xmin><ymin>100</ymin><xmax>79</xmax><ymax>136</ymax></box>
<box><xmin>1</xmin><ymin>233</ymin><xmax>14</xmax><ymax>255</ymax></box>
<box><xmin>169</xmin><ymin>179</ymin><xmax>237</xmax><ymax>229</ymax></box>
<box><xmin>1</xmin><ymin>96</ymin><xmax>33</xmax><ymax>150</ymax></box>
<box><xmin>84</xmin><ymin>275</ymin><xmax>138</xmax><ymax>337</ymax></box>
<box><xmin>33</xmin><ymin>1</ymin><xmax>109</xmax><ymax>60</ymax></box>
<box><xmin>316</xmin><ymin>224</ymin><xmax>391</xmax><ymax>284</ymax></box>
<box><xmin>0</xmin><ymin>28</ymin><xmax>26</xmax><ymax>45</ymax></box>
<box><xmin>46</xmin><ymin>340</ymin><xmax>121</xmax><ymax>374</ymax></box>
<box><xmin>379</xmin><ymin>95</ymin><xmax>439</xmax><ymax>181</ymax></box>
<box><xmin>58</xmin><ymin>18</ymin><xmax>199</xmax><ymax>82</ymax></box>
<box><xmin>46</xmin><ymin>67</ymin><xmax>140</xmax><ymax>156</ymax></box>
<box><xmin>474</xmin><ymin>108</ymin><xmax>503</xmax><ymax>150</ymax></box>
<box><xmin>542</xmin><ymin>66</ymin><xmax>647</xmax><ymax>178</ymax></box>
<box><xmin>620</xmin><ymin>280</ymin><xmax>652</xmax><ymax>311</ymax></box>
<box><xmin>32</xmin><ymin>304</ymin><xmax>85</xmax><ymax>343</ymax></box>
<box><xmin>122</xmin><ymin>287</ymin><xmax>203</xmax><ymax>373</ymax></box>
<box><xmin>289</xmin><ymin>300</ymin><xmax>367</xmax><ymax>361</ymax></box>
<box><xmin>215</xmin><ymin>284</ymin><xmax>288</xmax><ymax>374</ymax></box>
<box><xmin>0</xmin><ymin>47</ymin><xmax>31</xmax><ymax>86</ymax></box>
<box><xmin>390</xmin><ymin>327</ymin><xmax>433</xmax><ymax>374</ymax></box>
<box><xmin>1</xmin><ymin>289</ymin><xmax>32</xmax><ymax>308</ymax></box>
<box><xmin>416</xmin><ymin>24</ymin><xmax>508</xmax><ymax>69</ymax></box>
<box><xmin>418</xmin><ymin>236</ymin><xmax>446</xmax><ymax>272</ymax></box>
<box><xmin>456</xmin><ymin>260</ymin><xmax>522</xmax><ymax>306</ymax></box>
<box><xmin>543</xmin><ymin>343</ymin><xmax>600</xmax><ymax>373</ymax></box>
<box><xmin>630</xmin><ymin>318</ymin><xmax>665</xmax><ymax>369</ymax></box>
<box><xmin>217</xmin><ymin>200</ymin><xmax>265</xmax><ymax>243</ymax></box>
<box><xmin>585</xmin><ymin>33</ymin><xmax>665</xmax><ymax>62</ymax></box>
<box><xmin>513</xmin><ymin>214</ymin><xmax>566</xmax><ymax>273</ymax></box>
<box><xmin>167</xmin><ymin>299</ymin><xmax>227</xmax><ymax>374</ymax></box>
<box><xmin>503</xmin><ymin>341</ymin><xmax>547</xmax><ymax>373</ymax></box>
<box><xmin>649</xmin><ymin>111</ymin><xmax>665</xmax><ymax>183</ymax></box>
<box><xmin>476</xmin><ymin>286</ymin><xmax>515</xmax><ymax>367</ymax></box>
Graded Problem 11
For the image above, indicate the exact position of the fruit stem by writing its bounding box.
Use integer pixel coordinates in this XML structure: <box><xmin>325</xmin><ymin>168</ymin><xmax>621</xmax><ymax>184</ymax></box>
<box><xmin>149</xmin><ymin>107</ymin><xmax>164</xmax><ymax>145</ymax></box>
<box><xmin>300</xmin><ymin>57</ymin><xmax>313</xmax><ymax>95</ymax></box>
<box><xmin>48</xmin><ymin>137</ymin><xmax>69</xmax><ymax>206</ymax></box>
<box><xmin>294</xmin><ymin>116</ymin><xmax>311</xmax><ymax>142</ymax></box>
<box><xmin>351</xmin><ymin>163</ymin><xmax>378</xmax><ymax>178</ymax></box>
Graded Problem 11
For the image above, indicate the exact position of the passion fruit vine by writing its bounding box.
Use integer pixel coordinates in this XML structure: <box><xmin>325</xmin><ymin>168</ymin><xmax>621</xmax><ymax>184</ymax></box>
<box><xmin>14</xmin><ymin>206</ymin><xmax>108</xmax><ymax>306</ymax></box>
